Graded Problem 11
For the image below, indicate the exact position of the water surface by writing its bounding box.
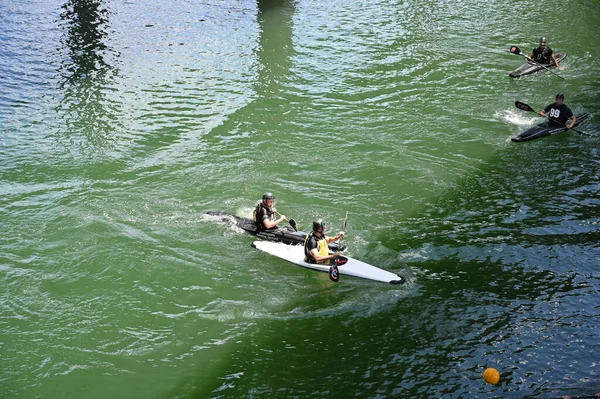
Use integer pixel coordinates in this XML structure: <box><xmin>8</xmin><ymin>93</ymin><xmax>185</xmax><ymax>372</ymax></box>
<box><xmin>1</xmin><ymin>0</ymin><xmax>599</xmax><ymax>398</ymax></box>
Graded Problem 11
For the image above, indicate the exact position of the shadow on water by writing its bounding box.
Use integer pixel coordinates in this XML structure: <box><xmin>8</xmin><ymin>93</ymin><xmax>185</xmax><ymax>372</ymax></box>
<box><xmin>206</xmin><ymin>0</ymin><xmax>296</xmax><ymax>144</ymax></box>
<box><xmin>55</xmin><ymin>0</ymin><xmax>122</xmax><ymax>151</ymax></box>
<box><xmin>368</xmin><ymin>138</ymin><xmax>600</xmax><ymax>397</ymax></box>
<box><xmin>169</xmin><ymin>1</ymin><xmax>297</xmax><ymax>397</ymax></box>
<box><xmin>380</xmin><ymin>137</ymin><xmax>600</xmax><ymax>292</ymax></box>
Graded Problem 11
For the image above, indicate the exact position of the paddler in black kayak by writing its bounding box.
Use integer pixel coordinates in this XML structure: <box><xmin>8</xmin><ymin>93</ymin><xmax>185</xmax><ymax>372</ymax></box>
<box><xmin>539</xmin><ymin>93</ymin><xmax>576</xmax><ymax>129</ymax></box>
<box><xmin>253</xmin><ymin>192</ymin><xmax>286</xmax><ymax>231</ymax></box>
<box><xmin>526</xmin><ymin>37</ymin><xmax>562</xmax><ymax>69</ymax></box>
<box><xmin>304</xmin><ymin>219</ymin><xmax>345</xmax><ymax>264</ymax></box>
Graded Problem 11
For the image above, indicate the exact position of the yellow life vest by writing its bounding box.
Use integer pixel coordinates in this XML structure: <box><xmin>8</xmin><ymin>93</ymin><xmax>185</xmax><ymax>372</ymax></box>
<box><xmin>304</xmin><ymin>232</ymin><xmax>330</xmax><ymax>263</ymax></box>
<box><xmin>317</xmin><ymin>238</ymin><xmax>329</xmax><ymax>257</ymax></box>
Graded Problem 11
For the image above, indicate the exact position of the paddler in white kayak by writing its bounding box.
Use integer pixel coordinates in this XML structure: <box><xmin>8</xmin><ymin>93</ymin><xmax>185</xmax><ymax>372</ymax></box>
<box><xmin>303</xmin><ymin>219</ymin><xmax>345</xmax><ymax>264</ymax></box>
<box><xmin>253</xmin><ymin>192</ymin><xmax>287</xmax><ymax>231</ymax></box>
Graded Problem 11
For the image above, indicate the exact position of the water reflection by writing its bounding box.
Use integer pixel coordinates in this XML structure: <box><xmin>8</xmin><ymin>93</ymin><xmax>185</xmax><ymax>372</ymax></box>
<box><xmin>172</xmin><ymin>2</ymin><xmax>298</xmax><ymax>397</ymax></box>
<box><xmin>256</xmin><ymin>0</ymin><xmax>295</xmax><ymax>96</ymax></box>
<box><xmin>211</xmin><ymin>0</ymin><xmax>296</xmax><ymax>143</ymax></box>
<box><xmin>59</xmin><ymin>0</ymin><xmax>111</xmax><ymax>82</ymax></box>
<box><xmin>56</xmin><ymin>0</ymin><xmax>121</xmax><ymax>149</ymax></box>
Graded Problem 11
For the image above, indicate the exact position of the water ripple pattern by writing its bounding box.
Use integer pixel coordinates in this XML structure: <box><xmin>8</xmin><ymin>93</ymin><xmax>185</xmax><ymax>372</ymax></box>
<box><xmin>1</xmin><ymin>0</ymin><xmax>599</xmax><ymax>398</ymax></box>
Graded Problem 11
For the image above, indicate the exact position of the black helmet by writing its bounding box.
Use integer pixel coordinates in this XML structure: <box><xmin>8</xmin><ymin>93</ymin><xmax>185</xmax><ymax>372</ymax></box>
<box><xmin>262</xmin><ymin>192</ymin><xmax>275</xmax><ymax>200</ymax></box>
<box><xmin>555</xmin><ymin>92</ymin><xmax>565</xmax><ymax>100</ymax></box>
<box><xmin>312</xmin><ymin>218</ymin><xmax>326</xmax><ymax>232</ymax></box>
<box><xmin>539</xmin><ymin>36</ymin><xmax>547</xmax><ymax>45</ymax></box>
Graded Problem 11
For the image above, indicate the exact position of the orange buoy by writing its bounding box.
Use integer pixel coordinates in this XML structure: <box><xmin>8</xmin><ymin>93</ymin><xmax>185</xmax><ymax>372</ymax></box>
<box><xmin>483</xmin><ymin>367</ymin><xmax>500</xmax><ymax>385</ymax></box>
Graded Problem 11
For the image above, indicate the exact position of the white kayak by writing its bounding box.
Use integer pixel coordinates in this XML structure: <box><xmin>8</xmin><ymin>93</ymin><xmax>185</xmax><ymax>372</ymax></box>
<box><xmin>251</xmin><ymin>240</ymin><xmax>405</xmax><ymax>284</ymax></box>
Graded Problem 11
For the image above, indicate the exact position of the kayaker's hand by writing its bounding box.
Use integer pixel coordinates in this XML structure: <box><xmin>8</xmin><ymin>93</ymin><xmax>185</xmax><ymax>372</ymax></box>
<box><xmin>337</xmin><ymin>232</ymin><xmax>345</xmax><ymax>240</ymax></box>
<box><xmin>332</xmin><ymin>252</ymin><xmax>340</xmax><ymax>259</ymax></box>
<box><xmin>279</xmin><ymin>214</ymin><xmax>286</xmax><ymax>221</ymax></box>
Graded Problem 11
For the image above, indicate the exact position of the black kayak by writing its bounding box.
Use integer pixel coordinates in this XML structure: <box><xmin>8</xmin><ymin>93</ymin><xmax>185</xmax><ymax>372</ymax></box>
<box><xmin>205</xmin><ymin>210</ymin><xmax>347</xmax><ymax>252</ymax></box>
<box><xmin>509</xmin><ymin>53</ymin><xmax>566</xmax><ymax>77</ymax></box>
<box><xmin>511</xmin><ymin>113</ymin><xmax>590</xmax><ymax>142</ymax></box>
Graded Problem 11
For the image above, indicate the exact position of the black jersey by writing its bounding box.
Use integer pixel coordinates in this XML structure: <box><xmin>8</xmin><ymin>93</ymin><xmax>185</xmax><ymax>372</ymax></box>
<box><xmin>532</xmin><ymin>46</ymin><xmax>554</xmax><ymax>64</ymax></box>
<box><xmin>544</xmin><ymin>102</ymin><xmax>574</xmax><ymax>127</ymax></box>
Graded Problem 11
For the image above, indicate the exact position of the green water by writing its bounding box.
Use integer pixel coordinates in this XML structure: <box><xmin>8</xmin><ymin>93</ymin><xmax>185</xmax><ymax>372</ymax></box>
<box><xmin>1</xmin><ymin>0</ymin><xmax>599</xmax><ymax>398</ymax></box>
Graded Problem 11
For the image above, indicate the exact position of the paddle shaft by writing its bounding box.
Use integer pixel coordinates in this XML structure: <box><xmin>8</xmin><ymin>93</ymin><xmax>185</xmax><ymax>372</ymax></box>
<box><xmin>329</xmin><ymin>212</ymin><xmax>349</xmax><ymax>283</ymax></box>
<box><xmin>342</xmin><ymin>211</ymin><xmax>348</xmax><ymax>233</ymax></box>
<box><xmin>336</xmin><ymin>211</ymin><xmax>348</xmax><ymax>250</ymax></box>
<box><xmin>329</xmin><ymin>211</ymin><xmax>348</xmax><ymax>283</ymax></box>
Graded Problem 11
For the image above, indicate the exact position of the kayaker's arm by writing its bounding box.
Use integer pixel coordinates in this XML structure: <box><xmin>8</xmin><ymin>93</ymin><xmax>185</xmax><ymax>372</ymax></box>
<box><xmin>310</xmin><ymin>248</ymin><xmax>340</xmax><ymax>263</ymax></box>
<box><xmin>550</xmin><ymin>53</ymin><xmax>561</xmax><ymax>69</ymax></box>
<box><xmin>326</xmin><ymin>232</ymin><xmax>345</xmax><ymax>243</ymax></box>
<box><xmin>567</xmin><ymin>115</ymin><xmax>577</xmax><ymax>129</ymax></box>
<box><xmin>263</xmin><ymin>211</ymin><xmax>286</xmax><ymax>229</ymax></box>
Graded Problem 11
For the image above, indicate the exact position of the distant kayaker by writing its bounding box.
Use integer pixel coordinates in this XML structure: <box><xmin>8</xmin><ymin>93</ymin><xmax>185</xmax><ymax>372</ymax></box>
<box><xmin>527</xmin><ymin>37</ymin><xmax>561</xmax><ymax>69</ymax></box>
<box><xmin>539</xmin><ymin>93</ymin><xmax>576</xmax><ymax>129</ymax></box>
<box><xmin>253</xmin><ymin>192</ymin><xmax>286</xmax><ymax>231</ymax></box>
<box><xmin>304</xmin><ymin>219</ymin><xmax>344</xmax><ymax>264</ymax></box>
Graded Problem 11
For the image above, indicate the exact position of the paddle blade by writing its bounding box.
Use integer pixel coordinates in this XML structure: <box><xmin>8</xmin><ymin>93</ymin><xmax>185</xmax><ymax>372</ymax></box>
<box><xmin>515</xmin><ymin>101</ymin><xmax>536</xmax><ymax>113</ymax></box>
<box><xmin>329</xmin><ymin>264</ymin><xmax>339</xmax><ymax>282</ymax></box>
<box><xmin>288</xmin><ymin>218</ymin><xmax>298</xmax><ymax>232</ymax></box>
<box><xmin>509</xmin><ymin>46</ymin><xmax>522</xmax><ymax>55</ymax></box>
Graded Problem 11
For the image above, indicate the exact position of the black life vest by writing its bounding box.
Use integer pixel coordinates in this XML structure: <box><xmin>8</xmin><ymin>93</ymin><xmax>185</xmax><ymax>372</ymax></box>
<box><xmin>253</xmin><ymin>202</ymin><xmax>276</xmax><ymax>231</ymax></box>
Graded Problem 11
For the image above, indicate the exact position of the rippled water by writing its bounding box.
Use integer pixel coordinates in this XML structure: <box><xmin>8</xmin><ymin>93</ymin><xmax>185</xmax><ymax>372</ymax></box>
<box><xmin>1</xmin><ymin>0</ymin><xmax>599</xmax><ymax>398</ymax></box>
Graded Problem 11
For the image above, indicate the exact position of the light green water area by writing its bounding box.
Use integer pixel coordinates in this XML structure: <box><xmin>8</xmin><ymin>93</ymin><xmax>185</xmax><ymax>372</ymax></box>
<box><xmin>1</xmin><ymin>0</ymin><xmax>599</xmax><ymax>398</ymax></box>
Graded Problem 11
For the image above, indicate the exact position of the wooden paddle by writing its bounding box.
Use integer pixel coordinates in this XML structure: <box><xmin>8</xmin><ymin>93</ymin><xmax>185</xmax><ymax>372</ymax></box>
<box><xmin>514</xmin><ymin>101</ymin><xmax>593</xmax><ymax>137</ymax></box>
<box><xmin>509</xmin><ymin>46</ymin><xmax>565</xmax><ymax>80</ymax></box>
